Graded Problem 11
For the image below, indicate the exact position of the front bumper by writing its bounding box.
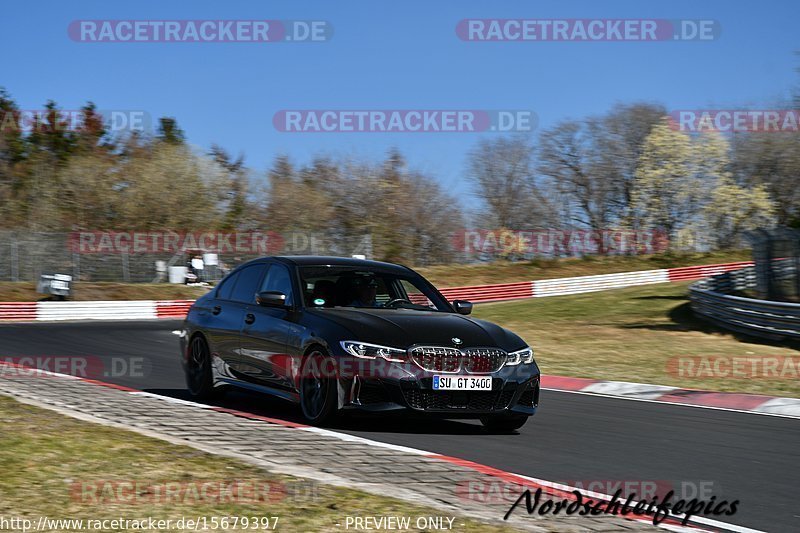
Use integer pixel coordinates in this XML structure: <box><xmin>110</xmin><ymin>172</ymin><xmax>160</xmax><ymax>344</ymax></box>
<box><xmin>334</xmin><ymin>354</ymin><xmax>540</xmax><ymax>417</ymax></box>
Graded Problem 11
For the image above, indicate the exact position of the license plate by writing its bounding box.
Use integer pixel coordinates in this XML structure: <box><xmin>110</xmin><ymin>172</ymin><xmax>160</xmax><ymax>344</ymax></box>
<box><xmin>432</xmin><ymin>375</ymin><xmax>492</xmax><ymax>391</ymax></box>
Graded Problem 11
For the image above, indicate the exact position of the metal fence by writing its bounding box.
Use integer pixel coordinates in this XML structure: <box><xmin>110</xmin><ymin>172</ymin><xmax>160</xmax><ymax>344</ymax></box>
<box><xmin>0</xmin><ymin>232</ymin><xmax>374</xmax><ymax>283</ymax></box>
<box><xmin>0</xmin><ymin>229</ymin><xmax>726</xmax><ymax>284</ymax></box>
<box><xmin>689</xmin><ymin>266</ymin><xmax>800</xmax><ymax>340</ymax></box>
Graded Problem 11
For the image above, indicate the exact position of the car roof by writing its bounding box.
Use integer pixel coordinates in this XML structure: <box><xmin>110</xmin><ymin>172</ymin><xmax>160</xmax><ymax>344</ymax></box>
<box><xmin>245</xmin><ymin>255</ymin><xmax>414</xmax><ymax>274</ymax></box>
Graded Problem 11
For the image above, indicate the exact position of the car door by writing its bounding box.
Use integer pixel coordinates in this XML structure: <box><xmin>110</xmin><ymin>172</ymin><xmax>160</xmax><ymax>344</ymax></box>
<box><xmin>202</xmin><ymin>268</ymin><xmax>245</xmax><ymax>376</ymax></box>
<box><xmin>208</xmin><ymin>263</ymin><xmax>268</xmax><ymax>380</ymax></box>
<box><xmin>238</xmin><ymin>263</ymin><xmax>300</xmax><ymax>392</ymax></box>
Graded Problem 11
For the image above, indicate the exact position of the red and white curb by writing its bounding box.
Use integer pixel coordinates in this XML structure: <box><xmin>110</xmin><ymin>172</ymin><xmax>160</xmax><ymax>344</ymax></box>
<box><xmin>0</xmin><ymin>361</ymin><xmax>763</xmax><ymax>533</ymax></box>
<box><xmin>0</xmin><ymin>299</ymin><xmax>194</xmax><ymax>321</ymax></box>
<box><xmin>430</xmin><ymin>261</ymin><xmax>752</xmax><ymax>303</ymax></box>
<box><xmin>0</xmin><ymin>261</ymin><xmax>753</xmax><ymax>321</ymax></box>
<box><xmin>542</xmin><ymin>376</ymin><xmax>800</xmax><ymax>419</ymax></box>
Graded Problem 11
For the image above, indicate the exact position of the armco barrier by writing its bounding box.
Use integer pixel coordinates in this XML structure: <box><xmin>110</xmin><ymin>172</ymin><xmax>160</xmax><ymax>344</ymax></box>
<box><xmin>37</xmin><ymin>300</ymin><xmax>157</xmax><ymax>321</ymax></box>
<box><xmin>155</xmin><ymin>300</ymin><xmax>195</xmax><ymax>318</ymax></box>
<box><xmin>689</xmin><ymin>265</ymin><xmax>800</xmax><ymax>340</ymax></box>
<box><xmin>667</xmin><ymin>261</ymin><xmax>753</xmax><ymax>282</ymax></box>
<box><xmin>439</xmin><ymin>281</ymin><xmax>533</xmax><ymax>303</ymax></box>
<box><xmin>0</xmin><ymin>260</ymin><xmax>755</xmax><ymax>321</ymax></box>
<box><xmin>533</xmin><ymin>269</ymin><xmax>668</xmax><ymax>297</ymax></box>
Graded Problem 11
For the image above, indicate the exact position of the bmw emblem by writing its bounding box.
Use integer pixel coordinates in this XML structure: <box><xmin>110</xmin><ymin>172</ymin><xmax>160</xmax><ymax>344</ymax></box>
<box><xmin>452</xmin><ymin>337</ymin><xmax>462</xmax><ymax>346</ymax></box>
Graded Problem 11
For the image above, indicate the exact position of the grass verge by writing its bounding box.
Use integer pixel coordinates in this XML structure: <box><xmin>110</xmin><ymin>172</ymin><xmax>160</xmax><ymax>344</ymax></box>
<box><xmin>473</xmin><ymin>282</ymin><xmax>800</xmax><ymax>398</ymax></box>
<box><xmin>0</xmin><ymin>395</ymin><xmax>516</xmax><ymax>532</ymax></box>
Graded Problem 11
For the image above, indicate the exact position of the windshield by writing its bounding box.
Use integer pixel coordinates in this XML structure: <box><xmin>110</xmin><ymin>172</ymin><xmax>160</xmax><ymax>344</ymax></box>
<box><xmin>298</xmin><ymin>266</ymin><xmax>451</xmax><ymax>312</ymax></box>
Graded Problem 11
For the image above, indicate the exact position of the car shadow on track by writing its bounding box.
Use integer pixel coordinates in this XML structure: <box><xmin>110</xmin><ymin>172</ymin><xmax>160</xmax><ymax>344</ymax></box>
<box><xmin>143</xmin><ymin>387</ymin><xmax>492</xmax><ymax>435</ymax></box>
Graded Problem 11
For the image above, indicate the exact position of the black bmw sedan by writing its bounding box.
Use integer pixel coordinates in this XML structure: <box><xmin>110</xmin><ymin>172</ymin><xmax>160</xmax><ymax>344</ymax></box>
<box><xmin>180</xmin><ymin>256</ymin><xmax>540</xmax><ymax>431</ymax></box>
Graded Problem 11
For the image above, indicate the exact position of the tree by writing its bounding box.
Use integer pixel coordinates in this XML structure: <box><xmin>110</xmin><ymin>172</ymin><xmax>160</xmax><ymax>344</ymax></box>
<box><xmin>401</xmin><ymin>171</ymin><xmax>464</xmax><ymax>264</ymax></box>
<box><xmin>633</xmin><ymin>126</ymin><xmax>777</xmax><ymax>250</ymax></box>
<box><xmin>0</xmin><ymin>88</ymin><xmax>25</xmax><ymax>165</ymax></box>
<box><xmin>0</xmin><ymin>88</ymin><xmax>25</xmax><ymax>227</ymax></box>
<box><xmin>693</xmin><ymin>132</ymin><xmax>775</xmax><ymax>248</ymax></box>
<box><xmin>157</xmin><ymin>117</ymin><xmax>185</xmax><ymax>145</ymax></box>
<box><xmin>630</xmin><ymin>119</ymin><xmax>698</xmax><ymax>242</ymax></box>
<box><xmin>262</xmin><ymin>155</ymin><xmax>334</xmax><ymax>233</ymax></box>
<box><xmin>593</xmin><ymin>103</ymin><xmax>666</xmax><ymax>224</ymax></box>
<box><xmin>40</xmin><ymin>100</ymin><xmax>76</xmax><ymax>162</ymax></box>
<box><xmin>74</xmin><ymin>102</ymin><xmax>108</xmax><ymax>154</ymax></box>
<box><xmin>731</xmin><ymin>132</ymin><xmax>800</xmax><ymax>227</ymax></box>
<box><xmin>116</xmin><ymin>143</ymin><xmax>226</xmax><ymax>229</ymax></box>
<box><xmin>468</xmin><ymin>135</ymin><xmax>551</xmax><ymax>230</ymax></box>
<box><xmin>210</xmin><ymin>144</ymin><xmax>249</xmax><ymax>230</ymax></box>
<box><xmin>56</xmin><ymin>152</ymin><xmax>122</xmax><ymax>228</ymax></box>
<box><xmin>537</xmin><ymin>105</ymin><xmax>665</xmax><ymax>239</ymax></box>
<box><xmin>538</xmin><ymin>121</ymin><xmax>618</xmax><ymax>245</ymax></box>
<box><xmin>703</xmin><ymin>176</ymin><xmax>775</xmax><ymax>248</ymax></box>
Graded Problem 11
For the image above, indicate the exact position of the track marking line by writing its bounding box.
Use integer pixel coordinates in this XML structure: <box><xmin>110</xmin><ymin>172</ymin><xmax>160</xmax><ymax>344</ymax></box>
<box><xmin>129</xmin><ymin>391</ymin><xmax>216</xmax><ymax>408</ymax></box>
<box><xmin>300</xmin><ymin>426</ymin><xmax>431</xmax><ymax>455</ymax></box>
<box><xmin>544</xmin><ymin>387</ymin><xmax>800</xmax><ymax>421</ymax></box>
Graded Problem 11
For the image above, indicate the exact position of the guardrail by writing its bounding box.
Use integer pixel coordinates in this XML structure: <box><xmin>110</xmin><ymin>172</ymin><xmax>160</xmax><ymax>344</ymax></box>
<box><xmin>0</xmin><ymin>260</ymin><xmax>755</xmax><ymax>321</ymax></box>
<box><xmin>439</xmin><ymin>281</ymin><xmax>533</xmax><ymax>303</ymax></box>
<box><xmin>533</xmin><ymin>268</ymin><xmax>668</xmax><ymax>297</ymax></box>
<box><xmin>36</xmin><ymin>300</ymin><xmax>159</xmax><ymax>321</ymax></box>
<box><xmin>666</xmin><ymin>261</ymin><xmax>755</xmax><ymax>282</ymax></box>
<box><xmin>689</xmin><ymin>265</ymin><xmax>800</xmax><ymax>340</ymax></box>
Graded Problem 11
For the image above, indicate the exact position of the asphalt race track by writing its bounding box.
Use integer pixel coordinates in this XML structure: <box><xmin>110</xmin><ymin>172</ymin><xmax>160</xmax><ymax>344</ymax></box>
<box><xmin>1</xmin><ymin>321</ymin><xmax>798</xmax><ymax>532</ymax></box>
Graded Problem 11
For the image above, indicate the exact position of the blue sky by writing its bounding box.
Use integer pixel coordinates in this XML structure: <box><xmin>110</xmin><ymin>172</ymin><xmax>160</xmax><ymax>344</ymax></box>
<box><xmin>2</xmin><ymin>0</ymin><xmax>798</xmax><ymax>203</ymax></box>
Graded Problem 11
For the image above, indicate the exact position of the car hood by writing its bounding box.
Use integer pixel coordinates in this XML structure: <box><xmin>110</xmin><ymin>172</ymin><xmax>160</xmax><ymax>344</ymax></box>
<box><xmin>306</xmin><ymin>307</ymin><xmax>526</xmax><ymax>351</ymax></box>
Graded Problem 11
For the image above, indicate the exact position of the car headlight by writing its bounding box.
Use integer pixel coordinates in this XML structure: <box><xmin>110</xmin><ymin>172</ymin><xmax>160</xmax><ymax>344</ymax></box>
<box><xmin>340</xmin><ymin>341</ymin><xmax>408</xmax><ymax>363</ymax></box>
<box><xmin>506</xmin><ymin>347</ymin><xmax>535</xmax><ymax>366</ymax></box>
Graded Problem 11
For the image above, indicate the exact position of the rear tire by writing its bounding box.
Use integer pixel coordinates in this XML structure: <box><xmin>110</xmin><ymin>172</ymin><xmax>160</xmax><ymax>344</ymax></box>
<box><xmin>299</xmin><ymin>349</ymin><xmax>339</xmax><ymax>426</ymax></box>
<box><xmin>185</xmin><ymin>335</ymin><xmax>221</xmax><ymax>401</ymax></box>
<box><xmin>480</xmin><ymin>413</ymin><xmax>529</xmax><ymax>433</ymax></box>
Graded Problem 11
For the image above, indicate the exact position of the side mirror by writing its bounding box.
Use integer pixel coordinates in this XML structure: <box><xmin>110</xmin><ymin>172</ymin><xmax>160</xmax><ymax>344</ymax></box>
<box><xmin>256</xmin><ymin>291</ymin><xmax>288</xmax><ymax>308</ymax></box>
<box><xmin>452</xmin><ymin>300</ymin><xmax>473</xmax><ymax>315</ymax></box>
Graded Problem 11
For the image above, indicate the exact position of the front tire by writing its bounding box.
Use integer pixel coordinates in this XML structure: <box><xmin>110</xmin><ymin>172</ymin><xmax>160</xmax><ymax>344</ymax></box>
<box><xmin>299</xmin><ymin>349</ymin><xmax>339</xmax><ymax>426</ymax></box>
<box><xmin>480</xmin><ymin>413</ymin><xmax>529</xmax><ymax>433</ymax></box>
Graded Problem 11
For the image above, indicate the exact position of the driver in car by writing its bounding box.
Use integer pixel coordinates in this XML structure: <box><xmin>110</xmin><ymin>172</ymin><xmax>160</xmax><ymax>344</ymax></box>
<box><xmin>348</xmin><ymin>277</ymin><xmax>379</xmax><ymax>307</ymax></box>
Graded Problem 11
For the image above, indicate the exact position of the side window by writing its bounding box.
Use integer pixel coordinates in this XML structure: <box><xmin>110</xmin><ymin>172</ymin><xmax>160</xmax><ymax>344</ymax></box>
<box><xmin>230</xmin><ymin>264</ymin><xmax>267</xmax><ymax>304</ymax></box>
<box><xmin>260</xmin><ymin>264</ymin><xmax>295</xmax><ymax>306</ymax></box>
<box><xmin>398</xmin><ymin>279</ymin><xmax>434</xmax><ymax>308</ymax></box>
<box><xmin>216</xmin><ymin>271</ymin><xmax>240</xmax><ymax>300</ymax></box>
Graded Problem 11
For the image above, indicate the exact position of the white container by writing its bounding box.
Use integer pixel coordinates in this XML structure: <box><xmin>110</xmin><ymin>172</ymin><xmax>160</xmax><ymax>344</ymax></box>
<box><xmin>168</xmin><ymin>266</ymin><xmax>188</xmax><ymax>284</ymax></box>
